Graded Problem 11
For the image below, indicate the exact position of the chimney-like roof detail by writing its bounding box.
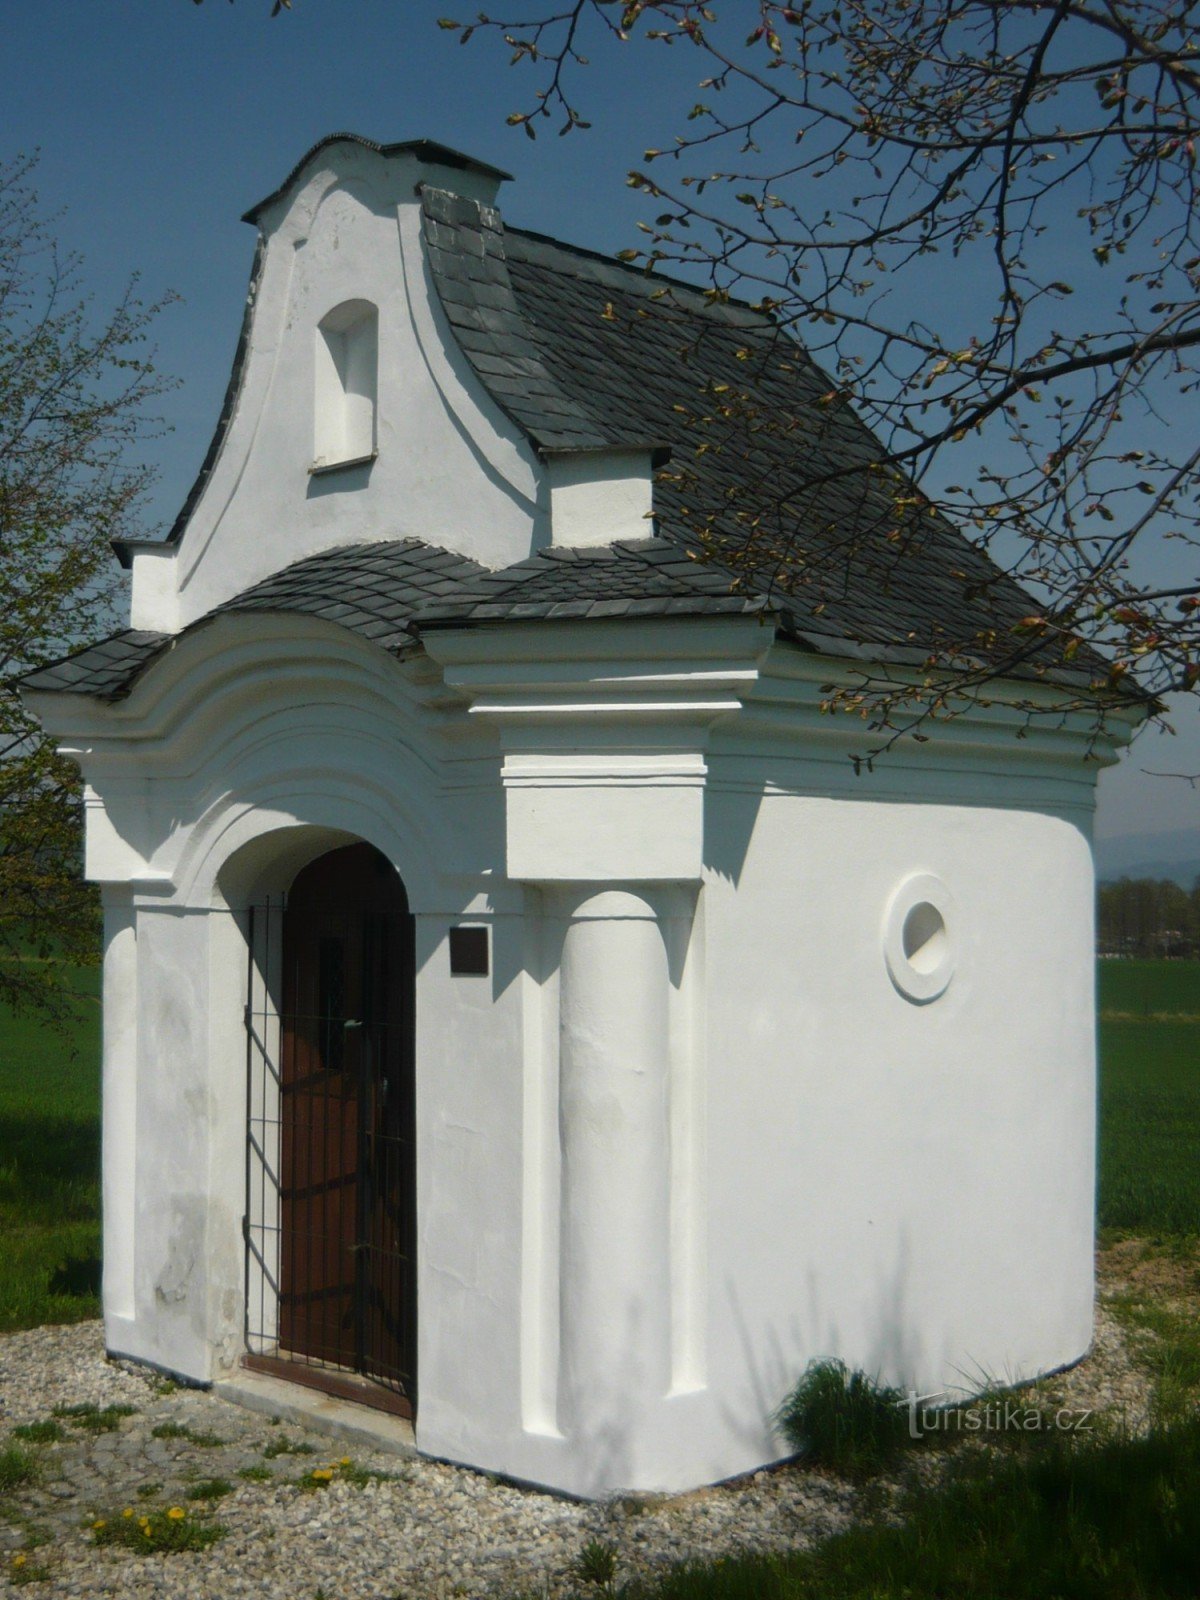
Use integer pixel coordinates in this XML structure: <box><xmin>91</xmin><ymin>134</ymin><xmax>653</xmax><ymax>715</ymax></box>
<box><xmin>241</xmin><ymin>134</ymin><xmax>512</xmax><ymax>225</ymax></box>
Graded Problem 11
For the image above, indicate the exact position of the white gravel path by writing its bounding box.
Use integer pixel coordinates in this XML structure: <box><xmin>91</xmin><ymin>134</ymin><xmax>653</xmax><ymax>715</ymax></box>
<box><xmin>0</xmin><ymin>1256</ymin><xmax>1159</xmax><ymax>1600</ymax></box>
<box><xmin>0</xmin><ymin>1322</ymin><xmax>862</xmax><ymax>1598</ymax></box>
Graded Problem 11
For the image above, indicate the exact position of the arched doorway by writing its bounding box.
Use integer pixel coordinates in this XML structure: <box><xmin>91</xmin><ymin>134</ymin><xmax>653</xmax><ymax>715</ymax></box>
<box><xmin>250</xmin><ymin>842</ymin><xmax>416</xmax><ymax>1416</ymax></box>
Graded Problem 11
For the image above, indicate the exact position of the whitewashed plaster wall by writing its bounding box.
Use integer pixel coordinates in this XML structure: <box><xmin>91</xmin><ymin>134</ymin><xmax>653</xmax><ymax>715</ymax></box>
<box><xmin>127</xmin><ymin>144</ymin><xmax>547</xmax><ymax>632</ymax></box>
<box><xmin>29</xmin><ymin>590</ymin><xmax>1134</xmax><ymax>1497</ymax></box>
<box><xmin>33</xmin><ymin>586</ymin><xmax>1133</xmax><ymax>1498</ymax></box>
<box><xmin>409</xmin><ymin>620</ymin><xmax>1126</xmax><ymax>1494</ymax></box>
<box><xmin>699</xmin><ymin>792</ymin><xmax>1096</xmax><ymax>1428</ymax></box>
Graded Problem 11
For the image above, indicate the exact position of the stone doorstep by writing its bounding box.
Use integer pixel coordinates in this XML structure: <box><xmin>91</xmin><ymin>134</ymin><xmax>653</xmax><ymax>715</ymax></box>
<box><xmin>213</xmin><ymin>1368</ymin><xmax>417</xmax><ymax>1458</ymax></box>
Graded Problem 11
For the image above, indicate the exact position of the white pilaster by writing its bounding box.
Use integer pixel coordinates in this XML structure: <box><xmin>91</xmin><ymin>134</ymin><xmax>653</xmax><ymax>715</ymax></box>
<box><xmin>100</xmin><ymin>886</ymin><xmax>138</xmax><ymax>1333</ymax></box>
<box><xmin>553</xmin><ymin>887</ymin><xmax>673</xmax><ymax>1474</ymax></box>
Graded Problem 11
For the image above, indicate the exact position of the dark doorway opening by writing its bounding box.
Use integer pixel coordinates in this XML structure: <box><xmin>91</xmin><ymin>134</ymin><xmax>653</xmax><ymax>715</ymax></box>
<box><xmin>243</xmin><ymin>842</ymin><xmax>417</xmax><ymax>1418</ymax></box>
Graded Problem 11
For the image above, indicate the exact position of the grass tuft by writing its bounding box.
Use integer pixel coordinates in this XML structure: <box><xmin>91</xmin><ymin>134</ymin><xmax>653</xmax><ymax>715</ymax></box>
<box><xmin>11</xmin><ymin>1422</ymin><xmax>62</xmax><ymax>1445</ymax></box>
<box><xmin>775</xmin><ymin>1360</ymin><xmax>912</xmax><ymax>1480</ymax></box>
<box><xmin>617</xmin><ymin>1419</ymin><xmax>1200</xmax><ymax>1600</ymax></box>
<box><xmin>337</xmin><ymin>1458</ymin><xmax>402</xmax><ymax>1488</ymax></box>
<box><xmin>0</xmin><ymin>1445</ymin><xmax>38</xmax><ymax>1492</ymax></box>
<box><xmin>8</xmin><ymin>1552</ymin><xmax>52</xmax><ymax>1586</ymax></box>
<box><xmin>1110</xmin><ymin>1292</ymin><xmax>1200</xmax><ymax>1426</ymax></box>
<box><xmin>150</xmin><ymin>1421</ymin><xmax>225</xmax><ymax>1447</ymax></box>
<box><xmin>179</xmin><ymin>1427</ymin><xmax>225</xmax><ymax>1449</ymax></box>
<box><xmin>262</xmin><ymin>1434</ymin><xmax>315</xmax><ymax>1459</ymax></box>
<box><xmin>576</xmin><ymin>1539</ymin><xmax>619</xmax><ymax>1590</ymax></box>
<box><xmin>51</xmin><ymin>1403</ymin><xmax>136</xmax><ymax>1434</ymax></box>
<box><xmin>91</xmin><ymin>1505</ymin><xmax>224</xmax><ymax>1555</ymax></box>
<box><xmin>184</xmin><ymin>1478</ymin><xmax>233</xmax><ymax>1502</ymax></box>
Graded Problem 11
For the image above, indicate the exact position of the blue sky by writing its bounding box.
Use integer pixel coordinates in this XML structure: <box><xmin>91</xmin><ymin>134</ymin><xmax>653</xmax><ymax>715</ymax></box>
<box><xmin>7</xmin><ymin>0</ymin><xmax>1197</xmax><ymax>842</ymax></box>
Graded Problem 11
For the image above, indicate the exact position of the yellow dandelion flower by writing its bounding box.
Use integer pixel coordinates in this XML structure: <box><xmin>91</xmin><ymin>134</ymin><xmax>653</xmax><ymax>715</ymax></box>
<box><xmin>13</xmin><ymin>1554</ymin><xmax>27</xmax><ymax>1567</ymax></box>
<box><xmin>123</xmin><ymin>1508</ymin><xmax>134</xmax><ymax>1519</ymax></box>
<box><xmin>167</xmin><ymin>1506</ymin><xmax>186</xmax><ymax>1520</ymax></box>
<box><xmin>142</xmin><ymin>1526</ymin><xmax>152</xmax><ymax>1538</ymax></box>
<box><xmin>92</xmin><ymin>1519</ymin><xmax>107</xmax><ymax>1530</ymax></box>
<box><xmin>310</xmin><ymin>1467</ymin><xmax>334</xmax><ymax>1481</ymax></box>
<box><xmin>339</xmin><ymin>1456</ymin><xmax>351</xmax><ymax>1466</ymax></box>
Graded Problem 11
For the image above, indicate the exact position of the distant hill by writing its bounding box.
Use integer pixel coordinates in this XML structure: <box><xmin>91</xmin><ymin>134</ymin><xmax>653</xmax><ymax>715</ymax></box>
<box><xmin>1095</xmin><ymin>828</ymin><xmax>1200</xmax><ymax>887</ymax></box>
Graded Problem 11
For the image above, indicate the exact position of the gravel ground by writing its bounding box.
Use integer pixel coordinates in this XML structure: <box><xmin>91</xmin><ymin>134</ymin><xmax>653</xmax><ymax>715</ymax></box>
<box><xmin>0</xmin><ymin>1255</ymin><xmax>1159</xmax><ymax>1600</ymax></box>
<box><xmin>0</xmin><ymin>1323</ymin><xmax>859</xmax><ymax>1599</ymax></box>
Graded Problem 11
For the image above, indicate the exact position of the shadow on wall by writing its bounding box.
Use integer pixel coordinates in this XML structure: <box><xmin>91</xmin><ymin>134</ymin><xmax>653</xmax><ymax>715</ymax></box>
<box><xmin>715</xmin><ymin>1227</ymin><xmax>941</xmax><ymax>1461</ymax></box>
<box><xmin>703</xmin><ymin>782</ymin><xmax>767</xmax><ymax>890</ymax></box>
<box><xmin>306</xmin><ymin>458</ymin><xmax>375</xmax><ymax>500</ymax></box>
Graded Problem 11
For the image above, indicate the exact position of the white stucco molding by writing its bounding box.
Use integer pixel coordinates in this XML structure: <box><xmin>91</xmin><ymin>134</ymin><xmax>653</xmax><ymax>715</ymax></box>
<box><xmin>729</xmin><ymin>645</ymin><xmax>1144</xmax><ymax>825</ymax></box>
<box><xmin>425</xmin><ymin>617</ymin><xmax>772</xmax><ymax>882</ymax></box>
<box><xmin>30</xmin><ymin>614</ymin><xmax>494</xmax><ymax>912</ymax></box>
<box><xmin>883</xmin><ymin>871</ymin><xmax>957</xmax><ymax>1004</ymax></box>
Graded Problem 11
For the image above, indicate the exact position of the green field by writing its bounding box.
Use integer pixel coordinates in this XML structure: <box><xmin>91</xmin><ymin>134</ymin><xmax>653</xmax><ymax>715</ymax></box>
<box><xmin>1097</xmin><ymin>959</ymin><xmax>1200</xmax><ymax>1237</ymax></box>
<box><xmin>0</xmin><ymin>966</ymin><xmax>101</xmax><ymax>1331</ymax></box>
<box><xmin>1098</xmin><ymin>958</ymin><xmax>1200</xmax><ymax>1018</ymax></box>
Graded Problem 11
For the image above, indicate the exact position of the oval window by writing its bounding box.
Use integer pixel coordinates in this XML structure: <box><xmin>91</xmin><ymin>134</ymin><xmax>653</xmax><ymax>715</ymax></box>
<box><xmin>883</xmin><ymin>873</ymin><xmax>956</xmax><ymax>1003</ymax></box>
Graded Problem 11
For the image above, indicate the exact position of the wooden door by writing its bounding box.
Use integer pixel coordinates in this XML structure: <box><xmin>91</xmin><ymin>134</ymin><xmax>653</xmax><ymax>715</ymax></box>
<box><xmin>278</xmin><ymin>843</ymin><xmax>416</xmax><ymax>1407</ymax></box>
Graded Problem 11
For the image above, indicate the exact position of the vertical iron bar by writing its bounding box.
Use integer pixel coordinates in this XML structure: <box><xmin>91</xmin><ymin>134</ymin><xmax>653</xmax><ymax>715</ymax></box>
<box><xmin>262</xmin><ymin>895</ymin><xmax>270</xmax><ymax>1351</ymax></box>
<box><xmin>243</xmin><ymin>902</ymin><xmax>256</xmax><ymax>1355</ymax></box>
<box><xmin>356</xmin><ymin>925</ymin><xmax>371</xmax><ymax>1377</ymax></box>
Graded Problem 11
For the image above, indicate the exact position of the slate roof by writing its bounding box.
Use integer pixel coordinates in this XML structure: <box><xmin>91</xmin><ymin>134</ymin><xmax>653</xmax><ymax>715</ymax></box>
<box><xmin>420</xmin><ymin>188</ymin><xmax>1046</xmax><ymax>660</ymax></box>
<box><xmin>21</xmin><ymin>631</ymin><xmax>172</xmax><ymax>699</ymax></box>
<box><xmin>19</xmin><ymin>539</ymin><xmax>772</xmax><ymax>702</ymax></box>
<box><xmin>413</xmin><ymin>539</ymin><xmax>767</xmax><ymax>627</ymax></box>
<box><xmin>29</xmin><ymin>144</ymin><xmax>1102</xmax><ymax>702</ymax></box>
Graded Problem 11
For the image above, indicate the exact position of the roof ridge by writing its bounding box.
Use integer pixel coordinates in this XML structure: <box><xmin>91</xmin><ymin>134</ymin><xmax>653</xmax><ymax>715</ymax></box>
<box><xmin>504</xmin><ymin>224</ymin><xmax>775</xmax><ymax>322</ymax></box>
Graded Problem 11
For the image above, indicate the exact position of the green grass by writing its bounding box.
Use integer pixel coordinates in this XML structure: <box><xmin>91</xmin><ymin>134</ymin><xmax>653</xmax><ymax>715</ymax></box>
<box><xmin>91</xmin><ymin>1505</ymin><xmax>225</xmax><ymax>1554</ymax></box>
<box><xmin>262</xmin><ymin>1434</ymin><xmax>315</xmax><ymax>1459</ymax></box>
<box><xmin>51</xmin><ymin>1402</ymin><xmax>137</xmax><ymax>1434</ymax></box>
<box><xmin>613</xmin><ymin>1420</ymin><xmax>1200</xmax><ymax>1600</ymax></box>
<box><xmin>1098</xmin><ymin>958</ymin><xmax>1200</xmax><ymax>1017</ymax></box>
<box><xmin>184</xmin><ymin>1478</ymin><xmax>233</xmax><ymax>1502</ymax></box>
<box><xmin>1109</xmin><ymin>1290</ymin><xmax>1200</xmax><ymax>1427</ymax></box>
<box><xmin>0</xmin><ymin>962</ymin><xmax>101</xmax><ymax>1332</ymax></box>
<box><xmin>775</xmin><ymin>1360</ymin><xmax>911</xmax><ymax>1480</ymax></box>
<box><xmin>0</xmin><ymin>1444</ymin><xmax>38</xmax><ymax>1492</ymax></box>
<box><xmin>1098</xmin><ymin>1020</ymin><xmax>1200</xmax><ymax>1236</ymax></box>
<box><xmin>8</xmin><ymin>1554</ymin><xmax>53</xmax><ymax>1586</ymax></box>
<box><xmin>150</xmin><ymin>1422</ymin><xmax>226</xmax><ymax>1448</ymax></box>
<box><xmin>11</xmin><ymin>1422</ymin><xmax>63</xmax><ymax>1445</ymax></box>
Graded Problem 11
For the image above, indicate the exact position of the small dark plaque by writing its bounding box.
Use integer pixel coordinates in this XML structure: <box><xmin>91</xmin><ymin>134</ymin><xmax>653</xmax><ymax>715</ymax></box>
<box><xmin>449</xmin><ymin>925</ymin><xmax>489</xmax><ymax>977</ymax></box>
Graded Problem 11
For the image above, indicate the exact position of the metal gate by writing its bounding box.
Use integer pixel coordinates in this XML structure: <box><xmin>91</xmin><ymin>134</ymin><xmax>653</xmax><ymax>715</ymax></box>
<box><xmin>243</xmin><ymin>844</ymin><xmax>416</xmax><ymax>1417</ymax></box>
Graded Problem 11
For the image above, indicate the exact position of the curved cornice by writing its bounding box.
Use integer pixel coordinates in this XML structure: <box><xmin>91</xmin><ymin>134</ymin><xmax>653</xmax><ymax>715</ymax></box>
<box><xmin>242</xmin><ymin>135</ymin><xmax>512</xmax><ymax>226</ymax></box>
<box><xmin>39</xmin><ymin>613</ymin><xmax>455</xmax><ymax>772</ymax></box>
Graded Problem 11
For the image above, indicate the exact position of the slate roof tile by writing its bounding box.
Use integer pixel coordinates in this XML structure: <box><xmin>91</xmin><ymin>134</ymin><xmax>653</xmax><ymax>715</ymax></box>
<box><xmin>417</xmin><ymin>191</ymin><xmax>1081</xmax><ymax>666</ymax></box>
<box><xmin>22</xmin><ymin>537</ymin><xmax>778</xmax><ymax>701</ymax></box>
<box><xmin>21</xmin><ymin>630</ymin><xmax>171</xmax><ymax>698</ymax></box>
